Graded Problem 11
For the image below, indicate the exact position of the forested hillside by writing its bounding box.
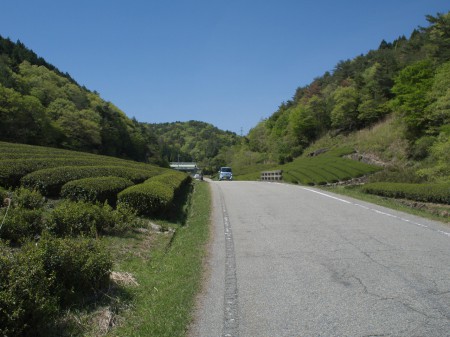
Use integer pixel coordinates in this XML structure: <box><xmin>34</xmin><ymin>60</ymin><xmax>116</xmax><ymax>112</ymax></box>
<box><xmin>0</xmin><ymin>36</ymin><xmax>241</xmax><ymax>170</ymax></box>
<box><xmin>0</xmin><ymin>36</ymin><xmax>163</xmax><ymax>163</ymax></box>
<box><xmin>148</xmin><ymin>120</ymin><xmax>240</xmax><ymax>173</ymax></box>
<box><xmin>238</xmin><ymin>12</ymin><xmax>449</xmax><ymax>183</ymax></box>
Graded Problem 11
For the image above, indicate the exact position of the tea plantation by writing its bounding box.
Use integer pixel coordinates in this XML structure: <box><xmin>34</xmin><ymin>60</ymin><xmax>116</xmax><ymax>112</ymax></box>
<box><xmin>282</xmin><ymin>148</ymin><xmax>381</xmax><ymax>185</ymax></box>
<box><xmin>0</xmin><ymin>141</ymin><xmax>192</xmax><ymax>336</ymax></box>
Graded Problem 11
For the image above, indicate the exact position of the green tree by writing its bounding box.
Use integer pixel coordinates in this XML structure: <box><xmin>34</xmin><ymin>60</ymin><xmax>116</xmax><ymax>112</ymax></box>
<box><xmin>330</xmin><ymin>84</ymin><xmax>360</xmax><ymax>131</ymax></box>
<box><xmin>391</xmin><ymin>59</ymin><xmax>435</xmax><ymax>139</ymax></box>
<box><xmin>16</xmin><ymin>61</ymin><xmax>67</xmax><ymax>106</ymax></box>
<box><xmin>425</xmin><ymin>61</ymin><xmax>450</xmax><ymax>133</ymax></box>
<box><xmin>0</xmin><ymin>84</ymin><xmax>51</xmax><ymax>144</ymax></box>
<box><xmin>426</xmin><ymin>12</ymin><xmax>450</xmax><ymax>62</ymax></box>
<box><xmin>248</xmin><ymin>121</ymin><xmax>269</xmax><ymax>152</ymax></box>
<box><xmin>357</xmin><ymin>63</ymin><xmax>389</xmax><ymax>125</ymax></box>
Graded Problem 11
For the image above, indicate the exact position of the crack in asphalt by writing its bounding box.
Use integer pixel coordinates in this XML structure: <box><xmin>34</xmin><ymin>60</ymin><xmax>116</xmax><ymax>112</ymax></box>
<box><xmin>219</xmin><ymin>188</ymin><xmax>240</xmax><ymax>337</ymax></box>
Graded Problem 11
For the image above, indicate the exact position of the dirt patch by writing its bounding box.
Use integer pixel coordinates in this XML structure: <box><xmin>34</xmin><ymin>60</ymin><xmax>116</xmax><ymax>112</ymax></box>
<box><xmin>397</xmin><ymin>199</ymin><xmax>450</xmax><ymax>219</ymax></box>
<box><xmin>110</xmin><ymin>271</ymin><xmax>139</xmax><ymax>287</ymax></box>
<box><xmin>345</xmin><ymin>151</ymin><xmax>389</xmax><ymax>167</ymax></box>
<box><xmin>94</xmin><ymin>307</ymin><xmax>117</xmax><ymax>335</ymax></box>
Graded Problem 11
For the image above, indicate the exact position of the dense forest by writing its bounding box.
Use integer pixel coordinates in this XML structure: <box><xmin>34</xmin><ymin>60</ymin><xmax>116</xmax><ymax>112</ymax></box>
<box><xmin>237</xmin><ymin>12</ymin><xmax>449</xmax><ymax>180</ymax></box>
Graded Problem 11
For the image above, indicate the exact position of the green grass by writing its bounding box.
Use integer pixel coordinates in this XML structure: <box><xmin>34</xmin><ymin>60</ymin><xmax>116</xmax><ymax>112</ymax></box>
<box><xmin>106</xmin><ymin>180</ymin><xmax>211</xmax><ymax>337</ymax></box>
<box><xmin>322</xmin><ymin>185</ymin><xmax>450</xmax><ymax>224</ymax></box>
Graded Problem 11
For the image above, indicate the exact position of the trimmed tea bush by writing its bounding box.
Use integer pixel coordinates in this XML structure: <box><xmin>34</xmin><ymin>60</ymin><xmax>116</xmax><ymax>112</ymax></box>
<box><xmin>118</xmin><ymin>180</ymin><xmax>174</xmax><ymax>216</ymax></box>
<box><xmin>61</xmin><ymin>176</ymin><xmax>134</xmax><ymax>206</ymax></box>
<box><xmin>151</xmin><ymin>170</ymin><xmax>191</xmax><ymax>189</ymax></box>
<box><xmin>362</xmin><ymin>182</ymin><xmax>450</xmax><ymax>204</ymax></box>
<box><xmin>118</xmin><ymin>170</ymin><xmax>191</xmax><ymax>216</ymax></box>
<box><xmin>21</xmin><ymin>165</ymin><xmax>158</xmax><ymax>196</ymax></box>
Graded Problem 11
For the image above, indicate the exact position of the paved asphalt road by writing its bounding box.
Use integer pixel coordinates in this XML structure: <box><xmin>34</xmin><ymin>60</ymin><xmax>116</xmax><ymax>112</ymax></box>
<box><xmin>189</xmin><ymin>181</ymin><xmax>450</xmax><ymax>337</ymax></box>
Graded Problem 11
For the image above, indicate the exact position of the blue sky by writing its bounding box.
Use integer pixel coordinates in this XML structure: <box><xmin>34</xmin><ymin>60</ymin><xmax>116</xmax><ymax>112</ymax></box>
<box><xmin>1</xmin><ymin>1</ymin><xmax>449</xmax><ymax>135</ymax></box>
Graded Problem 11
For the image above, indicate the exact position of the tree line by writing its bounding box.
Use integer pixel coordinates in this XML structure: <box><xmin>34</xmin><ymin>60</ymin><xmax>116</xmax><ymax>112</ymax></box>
<box><xmin>243</xmin><ymin>12</ymin><xmax>450</xmax><ymax>167</ymax></box>
<box><xmin>0</xmin><ymin>36</ymin><xmax>163</xmax><ymax>164</ymax></box>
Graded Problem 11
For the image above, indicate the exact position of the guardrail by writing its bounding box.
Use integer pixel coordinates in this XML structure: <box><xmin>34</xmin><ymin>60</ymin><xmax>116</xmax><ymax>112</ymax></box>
<box><xmin>260</xmin><ymin>170</ymin><xmax>283</xmax><ymax>181</ymax></box>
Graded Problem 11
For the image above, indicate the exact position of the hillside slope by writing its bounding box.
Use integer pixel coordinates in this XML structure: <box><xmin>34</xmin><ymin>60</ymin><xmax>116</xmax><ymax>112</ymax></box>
<box><xmin>0</xmin><ymin>36</ymin><xmax>164</xmax><ymax>163</ymax></box>
<box><xmin>147</xmin><ymin>120</ymin><xmax>240</xmax><ymax>174</ymax></box>
<box><xmin>229</xmin><ymin>12</ymin><xmax>450</xmax><ymax>185</ymax></box>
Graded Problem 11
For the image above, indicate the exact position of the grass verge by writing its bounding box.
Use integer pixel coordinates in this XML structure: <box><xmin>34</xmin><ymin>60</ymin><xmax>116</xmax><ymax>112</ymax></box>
<box><xmin>322</xmin><ymin>185</ymin><xmax>450</xmax><ymax>224</ymax></box>
<box><xmin>103</xmin><ymin>180</ymin><xmax>211</xmax><ymax>336</ymax></box>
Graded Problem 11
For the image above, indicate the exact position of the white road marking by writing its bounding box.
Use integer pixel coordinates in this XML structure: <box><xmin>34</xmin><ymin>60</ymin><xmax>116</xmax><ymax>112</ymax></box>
<box><xmin>301</xmin><ymin>186</ymin><xmax>450</xmax><ymax>238</ymax></box>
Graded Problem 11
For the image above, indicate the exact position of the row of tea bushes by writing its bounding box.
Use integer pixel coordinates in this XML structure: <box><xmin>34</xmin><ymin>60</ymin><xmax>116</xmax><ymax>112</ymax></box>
<box><xmin>0</xmin><ymin>158</ymin><xmax>108</xmax><ymax>187</ymax></box>
<box><xmin>118</xmin><ymin>170</ymin><xmax>191</xmax><ymax>216</ymax></box>
<box><xmin>0</xmin><ymin>141</ymin><xmax>165</xmax><ymax>187</ymax></box>
<box><xmin>61</xmin><ymin>176</ymin><xmax>134</xmax><ymax>206</ymax></box>
<box><xmin>362</xmin><ymin>182</ymin><xmax>450</xmax><ymax>204</ymax></box>
<box><xmin>0</xmin><ymin>157</ymin><xmax>163</xmax><ymax>187</ymax></box>
<box><xmin>21</xmin><ymin>166</ymin><xmax>160</xmax><ymax>196</ymax></box>
<box><xmin>279</xmin><ymin>148</ymin><xmax>381</xmax><ymax>185</ymax></box>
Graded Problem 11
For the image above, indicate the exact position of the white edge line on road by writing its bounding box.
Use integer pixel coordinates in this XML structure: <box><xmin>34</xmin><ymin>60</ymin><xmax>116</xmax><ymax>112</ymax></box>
<box><xmin>301</xmin><ymin>187</ymin><xmax>450</xmax><ymax>238</ymax></box>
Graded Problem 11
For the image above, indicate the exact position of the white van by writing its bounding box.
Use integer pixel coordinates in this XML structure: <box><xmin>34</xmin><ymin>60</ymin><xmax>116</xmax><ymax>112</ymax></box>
<box><xmin>218</xmin><ymin>167</ymin><xmax>233</xmax><ymax>181</ymax></box>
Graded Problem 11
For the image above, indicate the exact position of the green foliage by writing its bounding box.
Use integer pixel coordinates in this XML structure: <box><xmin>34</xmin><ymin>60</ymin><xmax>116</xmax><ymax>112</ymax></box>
<box><xmin>0</xmin><ymin>185</ymin><xmax>6</xmax><ymax>198</ymax></box>
<box><xmin>61</xmin><ymin>176</ymin><xmax>134</xmax><ymax>206</ymax></box>
<box><xmin>0</xmin><ymin>84</ymin><xmax>52</xmax><ymax>144</ymax></box>
<box><xmin>118</xmin><ymin>171</ymin><xmax>190</xmax><ymax>216</ymax></box>
<box><xmin>331</xmin><ymin>84</ymin><xmax>360</xmax><ymax>130</ymax></box>
<box><xmin>21</xmin><ymin>165</ymin><xmax>158</xmax><ymax>196</ymax></box>
<box><xmin>0</xmin><ymin>187</ymin><xmax>46</xmax><ymax>244</ymax></box>
<box><xmin>47</xmin><ymin>200</ymin><xmax>130</xmax><ymax>236</ymax></box>
<box><xmin>391</xmin><ymin>59</ymin><xmax>435</xmax><ymax>139</ymax></box>
<box><xmin>12</xmin><ymin>187</ymin><xmax>45</xmax><ymax>209</ymax></box>
<box><xmin>37</xmin><ymin>234</ymin><xmax>112</xmax><ymax>306</ymax></box>
<box><xmin>0</xmin><ymin>242</ymin><xmax>58</xmax><ymax>337</ymax></box>
<box><xmin>151</xmin><ymin>170</ymin><xmax>191</xmax><ymax>190</ymax></box>
<box><xmin>0</xmin><ymin>36</ymin><xmax>163</xmax><ymax>163</ymax></box>
<box><xmin>147</xmin><ymin>120</ymin><xmax>240</xmax><ymax>171</ymax></box>
<box><xmin>118</xmin><ymin>181</ymin><xmax>173</xmax><ymax>216</ymax></box>
<box><xmin>0</xmin><ymin>208</ymin><xmax>44</xmax><ymax>244</ymax></box>
<box><xmin>362</xmin><ymin>182</ymin><xmax>450</xmax><ymax>204</ymax></box>
<box><xmin>0</xmin><ymin>233</ymin><xmax>112</xmax><ymax>336</ymax></box>
<box><xmin>416</xmin><ymin>128</ymin><xmax>450</xmax><ymax>181</ymax></box>
<box><xmin>425</xmin><ymin>61</ymin><xmax>450</xmax><ymax>133</ymax></box>
<box><xmin>426</xmin><ymin>12</ymin><xmax>450</xmax><ymax>62</ymax></box>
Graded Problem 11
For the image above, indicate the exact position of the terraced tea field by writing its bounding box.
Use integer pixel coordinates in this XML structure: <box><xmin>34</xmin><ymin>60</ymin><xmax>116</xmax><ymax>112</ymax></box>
<box><xmin>237</xmin><ymin>148</ymin><xmax>381</xmax><ymax>185</ymax></box>
<box><xmin>282</xmin><ymin>149</ymin><xmax>381</xmax><ymax>185</ymax></box>
<box><xmin>0</xmin><ymin>141</ymin><xmax>190</xmax><ymax>214</ymax></box>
